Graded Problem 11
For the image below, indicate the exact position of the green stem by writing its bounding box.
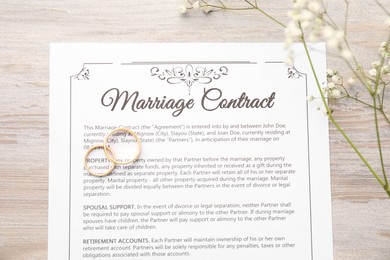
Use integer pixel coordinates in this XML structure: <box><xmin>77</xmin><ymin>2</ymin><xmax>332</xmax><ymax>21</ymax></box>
<box><xmin>372</xmin><ymin>34</ymin><xmax>390</xmax><ymax>193</ymax></box>
<box><xmin>375</xmin><ymin>0</ymin><xmax>390</xmax><ymax>15</ymax></box>
<box><xmin>300</xmin><ymin>33</ymin><xmax>388</xmax><ymax>196</ymax></box>
<box><xmin>200</xmin><ymin>0</ymin><xmax>254</xmax><ymax>11</ymax></box>
<box><xmin>344</xmin><ymin>0</ymin><xmax>349</xmax><ymax>35</ymax></box>
<box><xmin>201</xmin><ymin>4</ymin><xmax>255</xmax><ymax>11</ymax></box>
<box><xmin>199</xmin><ymin>0</ymin><xmax>287</xmax><ymax>27</ymax></box>
<box><xmin>319</xmin><ymin>0</ymin><xmax>339</xmax><ymax>29</ymax></box>
<box><xmin>345</xmin><ymin>94</ymin><xmax>377</xmax><ymax>109</ymax></box>
<box><xmin>218</xmin><ymin>0</ymin><xmax>226</xmax><ymax>8</ymax></box>
<box><xmin>380</xmin><ymin>84</ymin><xmax>385</xmax><ymax>109</ymax></box>
<box><xmin>380</xmin><ymin>110</ymin><xmax>390</xmax><ymax>125</ymax></box>
<box><xmin>373</xmin><ymin>94</ymin><xmax>389</xmax><ymax>192</ymax></box>
<box><xmin>243</xmin><ymin>0</ymin><xmax>286</xmax><ymax>28</ymax></box>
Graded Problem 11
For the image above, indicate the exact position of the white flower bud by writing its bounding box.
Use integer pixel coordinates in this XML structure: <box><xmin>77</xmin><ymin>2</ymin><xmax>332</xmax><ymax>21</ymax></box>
<box><xmin>293</xmin><ymin>0</ymin><xmax>308</xmax><ymax>9</ymax></box>
<box><xmin>371</xmin><ymin>61</ymin><xmax>380</xmax><ymax>68</ymax></box>
<box><xmin>385</xmin><ymin>16</ymin><xmax>390</xmax><ymax>27</ymax></box>
<box><xmin>381</xmin><ymin>65</ymin><xmax>390</xmax><ymax>74</ymax></box>
<box><xmin>341</xmin><ymin>49</ymin><xmax>352</xmax><ymax>59</ymax></box>
<box><xmin>331</xmin><ymin>89</ymin><xmax>341</xmax><ymax>98</ymax></box>
<box><xmin>322</xmin><ymin>26</ymin><xmax>335</xmax><ymax>39</ymax></box>
<box><xmin>285</xmin><ymin>21</ymin><xmax>302</xmax><ymax>39</ymax></box>
<box><xmin>308</xmin><ymin>2</ymin><xmax>320</xmax><ymax>13</ymax></box>
<box><xmin>369</xmin><ymin>68</ymin><xmax>377</xmax><ymax>77</ymax></box>
<box><xmin>193</xmin><ymin>1</ymin><xmax>200</xmax><ymax>9</ymax></box>
<box><xmin>301</xmin><ymin>21</ymin><xmax>311</xmax><ymax>29</ymax></box>
<box><xmin>331</xmin><ymin>75</ymin><xmax>341</xmax><ymax>83</ymax></box>
<box><xmin>202</xmin><ymin>5</ymin><xmax>212</xmax><ymax>14</ymax></box>
<box><xmin>327</xmin><ymin>38</ymin><xmax>339</xmax><ymax>49</ymax></box>
<box><xmin>327</xmin><ymin>82</ymin><xmax>335</xmax><ymax>89</ymax></box>
<box><xmin>306</xmin><ymin>95</ymin><xmax>315</xmax><ymax>102</ymax></box>
<box><xmin>178</xmin><ymin>5</ymin><xmax>187</xmax><ymax>14</ymax></box>
<box><xmin>300</xmin><ymin>10</ymin><xmax>313</xmax><ymax>22</ymax></box>
<box><xmin>334</xmin><ymin>30</ymin><xmax>345</xmax><ymax>41</ymax></box>
<box><xmin>348</xmin><ymin>77</ymin><xmax>356</xmax><ymax>85</ymax></box>
<box><xmin>326</xmin><ymin>69</ymin><xmax>334</xmax><ymax>76</ymax></box>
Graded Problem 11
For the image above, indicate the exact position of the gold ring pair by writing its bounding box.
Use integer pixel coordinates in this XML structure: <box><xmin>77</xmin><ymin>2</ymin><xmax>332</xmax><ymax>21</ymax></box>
<box><xmin>84</xmin><ymin>127</ymin><xmax>141</xmax><ymax>177</ymax></box>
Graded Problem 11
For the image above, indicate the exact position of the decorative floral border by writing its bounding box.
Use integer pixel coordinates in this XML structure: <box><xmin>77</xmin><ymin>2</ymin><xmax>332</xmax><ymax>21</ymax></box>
<box><xmin>150</xmin><ymin>64</ymin><xmax>228</xmax><ymax>94</ymax></box>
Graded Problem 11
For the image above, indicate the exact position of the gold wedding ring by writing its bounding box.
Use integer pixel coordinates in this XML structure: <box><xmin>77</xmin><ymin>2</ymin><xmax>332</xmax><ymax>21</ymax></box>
<box><xmin>84</xmin><ymin>145</ymin><xmax>116</xmax><ymax>177</ymax></box>
<box><xmin>103</xmin><ymin>127</ymin><xmax>141</xmax><ymax>165</ymax></box>
<box><xmin>83</xmin><ymin>127</ymin><xmax>142</xmax><ymax>177</ymax></box>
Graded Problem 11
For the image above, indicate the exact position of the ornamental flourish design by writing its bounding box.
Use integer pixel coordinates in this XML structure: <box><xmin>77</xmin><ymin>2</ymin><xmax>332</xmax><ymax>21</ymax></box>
<box><xmin>75</xmin><ymin>66</ymin><xmax>90</xmax><ymax>80</ymax></box>
<box><xmin>287</xmin><ymin>66</ymin><xmax>304</xmax><ymax>79</ymax></box>
<box><xmin>150</xmin><ymin>64</ymin><xmax>228</xmax><ymax>94</ymax></box>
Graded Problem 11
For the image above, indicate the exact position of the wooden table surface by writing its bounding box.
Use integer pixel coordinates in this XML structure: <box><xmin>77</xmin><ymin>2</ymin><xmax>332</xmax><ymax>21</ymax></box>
<box><xmin>0</xmin><ymin>0</ymin><xmax>389</xmax><ymax>259</ymax></box>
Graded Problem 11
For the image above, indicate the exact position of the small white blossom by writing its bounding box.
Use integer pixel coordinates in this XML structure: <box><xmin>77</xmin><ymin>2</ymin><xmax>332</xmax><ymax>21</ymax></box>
<box><xmin>326</xmin><ymin>69</ymin><xmax>334</xmax><ymax>76</ymax></box>
<box><xmin>385</xmin><ymin>16</ymin><xmax>390</xmax><ymax>27</ymax></box>
<box><xmin>202</xmin><ymin>5</ymin><xmax>213</xmax><ymax>14</ymax></box>
<box><xmin>334</xmin><ymin>30</ymin><xmax>345</xmax><ymax>41</ymax></box>
<box><xmin>300</xmin><ymin>9</ymin><xmax>314</xmax><ymax>22</ymax></box>
<box><xmin>327</xmin><ymin>82</ymin><xmax>336</xmax><ymax>89</ymax></box>
<box><xmin>288</xmin><ymin>10</ymin><xmax>301</xmax><ymax>22</ymax></box>
<box><xmin>307</xmin><ymin>2</ymin><xmax>320</xmax><ymax>13</ymax></box>
<box><xmin>379</xmin><ymin>42</ymin><xmax>388</xmax><ymax>57</ymax></box>
<box><xmin>193</xmin><ymin>1</ymin><xmax>200</xmax><ymax>9</ymax></box>
<box><xmin>369</xmin><ymin>68</ymin><xmax>377</xmax><ymax>77</ymax></box>
<box><xmin>367</xmin><ymin>79</ymin><xmax>374</xmax><ymax>87</ymax></box>
<box><xmin>293</xmin><ymin>0</ymin><xmax>309</xmax><ymax>9</ymax></box>
<box><xmin>331</xmin><ymin>75</ymin><xmax>341</xmax><ymax>83</ymax></box>
<box><xmin>341</xmin><ymin>49</ymin><xmax>352</xmax><ymax>59</ymax></box>
<box><xmin>327</xmin><ymin>38</ymin><xmax>339</xmax><ymax>49</ymax></box>
<box><xmin>381</xmin><ymin>65</ymin><xmax>390</xmax><ymax>74</ymax></box>
<box><xmin>348</xmin><ymin>77</ymin><xmax>356</xmax><ymax>85</ymax></box>
<box><xmin>322</xmin><ymin>26</ymin><xmax>335</xmax><ymax>39</ymax></box>
<box><xmin>306</xmin><ymin>95</ymin><xmax>315</xmax><ymax>102</ymax></box>
<box><xmin>331</xmin><ymin>89</ymin><xmax>341</xmax><ymax>98</ymax></box>
<box><xmin>285</xmin><ymin>21</ymin><xmax>302</xmax><ymax>40</ymax></box>
<box><xmin>300</xmin><ymin>21</ymin><xmax>311</xmax><ymax>30</ymax></box>
<box><xmin>371</xmin><ymin>61</ymin><xmax>381</xmax><ymax>68</ymax></box>
<box><xmin>178</xmin><ymin>5</ymin><xmax>187</xmax><ymax>14</ymax></box>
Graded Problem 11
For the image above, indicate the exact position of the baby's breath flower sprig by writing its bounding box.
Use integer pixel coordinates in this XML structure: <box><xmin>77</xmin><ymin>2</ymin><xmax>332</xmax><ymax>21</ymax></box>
<box><xmin>325</xmin><ymin>70</ymin><xmax>381</xmax><ymax>110</ymax></box>
<box><xmin>180</xmin><ymin>0</ymin><xmax>286</xmax><ymax>27</ymax></box>
<box><xmin>179</xmin><ymin>0</ymin><xmax>249</xmax><ymax>14</ymax></box>
<box><xmin>182</xmin><ymin>0</ymin><xmax>390</xmax><ymax>197</ymax></box>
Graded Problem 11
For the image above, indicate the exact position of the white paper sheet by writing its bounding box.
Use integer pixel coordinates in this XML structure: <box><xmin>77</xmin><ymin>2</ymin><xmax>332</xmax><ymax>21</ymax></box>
<box><xmin>49</xmin><ymin>43</ymin><xmax>333</xmax><ymax>260</ymax></box>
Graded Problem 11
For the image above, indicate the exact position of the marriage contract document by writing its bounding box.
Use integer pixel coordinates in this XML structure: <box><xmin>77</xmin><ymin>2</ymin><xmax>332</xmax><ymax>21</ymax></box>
<box><xmin>49</xmin><ymin>43</ymin><xmax>333</xmax><ymax>260</ymax></box>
